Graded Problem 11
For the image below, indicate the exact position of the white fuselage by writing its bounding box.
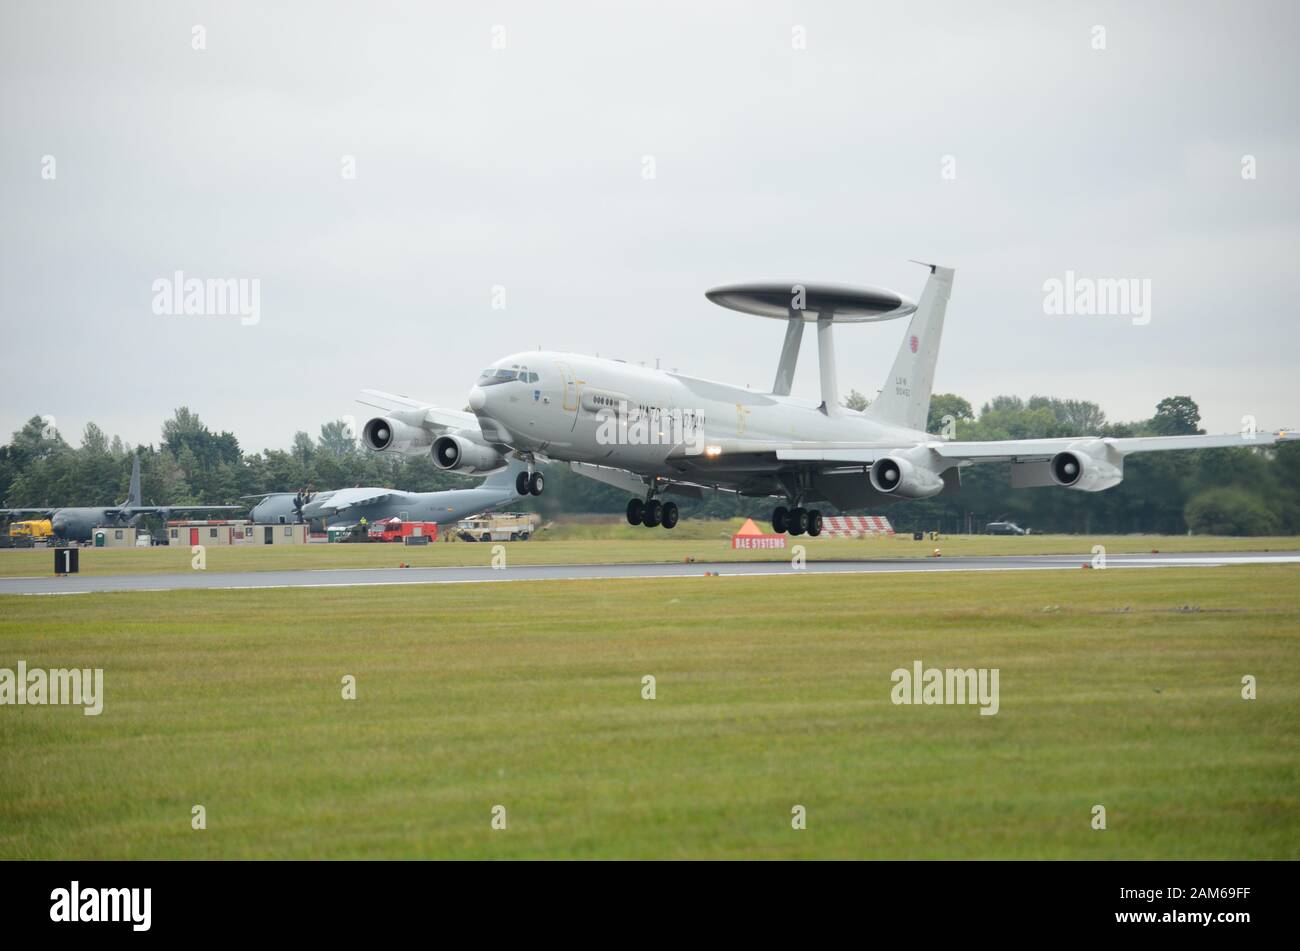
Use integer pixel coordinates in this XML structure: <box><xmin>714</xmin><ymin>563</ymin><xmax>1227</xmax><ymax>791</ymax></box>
<box><xmin>468</xmin><ymin>351</ymin><xmax>927</xmax><ymax>485</ymax></box>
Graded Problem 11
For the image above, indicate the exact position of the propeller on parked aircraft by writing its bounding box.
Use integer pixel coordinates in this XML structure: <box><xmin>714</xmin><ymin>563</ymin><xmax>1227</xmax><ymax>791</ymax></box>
<box><xmin>292</xmin><ymin>485</ymin><xmax>316</xmax><ymax>523</ymax></box>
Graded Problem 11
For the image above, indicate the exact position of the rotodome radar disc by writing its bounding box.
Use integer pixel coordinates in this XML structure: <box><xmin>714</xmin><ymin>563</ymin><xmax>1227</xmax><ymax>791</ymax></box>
<box><xmin>704</xmin><ymin>282</ymin><xmax>917</xmax><ymax>323</ymax></box>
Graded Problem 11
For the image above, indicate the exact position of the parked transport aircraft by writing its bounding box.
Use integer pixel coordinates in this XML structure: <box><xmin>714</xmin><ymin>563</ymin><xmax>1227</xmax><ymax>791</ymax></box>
<box><xmin>245</xmin><ymin>458</ymin><xmax>531</xmax><ymax>528</ymax></box>
<box><xmin>0</xmin><ymin>454</ymin><xmax>240</xmax><ymax>542</ymax></box>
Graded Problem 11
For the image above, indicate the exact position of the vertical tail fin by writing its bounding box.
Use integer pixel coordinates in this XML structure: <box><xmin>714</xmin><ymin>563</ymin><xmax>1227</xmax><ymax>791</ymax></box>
<box><xmin>127</xmin><ymin>453</ymin><xmax>142</xmax><ymax>507</ymax></box>
<box><xmin>862</xmin><ymin>264</ymin><xmax>954</xmax><ymax>433</ymax></box>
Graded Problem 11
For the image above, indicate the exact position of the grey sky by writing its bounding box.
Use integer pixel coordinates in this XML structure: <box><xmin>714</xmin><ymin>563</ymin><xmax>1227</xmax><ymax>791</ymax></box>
<box><xmin>2</xmin><ymin>0</ymin><xmax>1297</xmax><ymax>452</ymax></box>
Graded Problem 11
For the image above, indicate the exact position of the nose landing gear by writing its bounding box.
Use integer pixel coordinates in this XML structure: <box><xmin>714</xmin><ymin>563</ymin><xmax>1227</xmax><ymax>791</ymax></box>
<box><xmin>515</xmin><ymin>460</ymin><xmax>545</xmax><ymax>496</ymax></box>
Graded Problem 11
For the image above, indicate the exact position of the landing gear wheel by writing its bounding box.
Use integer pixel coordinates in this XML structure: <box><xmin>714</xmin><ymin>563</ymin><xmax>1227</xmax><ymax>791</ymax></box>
<box><xmin>806</xmin><ymin>509</ymin><xmax>823</xmax><ymax>537</ymax></box>
<box><xmin>515</xmin><ymin>471</ymin><xmax>530</xmax><ymax>496</ymax></box>
<box><xmin>528</xmin><ymin>471</ymin><xmax>545</xmax><ymax>496</ymax></box>
<box><xmin>660</xmin><ymin>501</ymin><xmax>679</xmax><ymax>529</ymax></box>
<box><xmin>626</xmin><ymin>498</ymin><xmax>645</xmax><ymax>525</ymax></box>
<box><xmin>787</xmin><ymin>507</ymin><xmax>808</xmax><ymax>536</ymax></box>
<box><xmin>772</xmin><ymin>506</ymin><xmax>788</xmax><ymax>534</ymax></box>
<box><xmin>643</xmin><ymin>499</ymin><xmax>663</xmax><ymax>528</ymax></box>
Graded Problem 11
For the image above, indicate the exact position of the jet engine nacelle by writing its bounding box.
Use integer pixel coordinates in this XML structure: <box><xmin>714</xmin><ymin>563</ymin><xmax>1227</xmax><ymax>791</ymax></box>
<box><xmin>361</xmin><ymin>417</ymin><xmax>433</xmax><ymax>455</ymax></box>
<box><xmin>1049</xmin><ymin>450</ymin><xmax>1124</xmax><ymax>492</ymax></box>
<box><xmin>432</xmin><ymin>433</ymin><xmax>507</xmax><ymax>474</ymax></box>
<box><xmin>869</xmin><ymin>454</ymin><xmax>946</xmax><ymax>499</ymax></box>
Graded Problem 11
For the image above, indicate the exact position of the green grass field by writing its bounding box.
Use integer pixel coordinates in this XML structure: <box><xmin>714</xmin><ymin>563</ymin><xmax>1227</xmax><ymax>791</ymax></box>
<box><xmin>1</xmin><ymin>531</ymin><xmax>1297</xmax><ymax>578</ymax></box>
<box><xmin>1</xmin><ymin>564</ymin><xmax>1296</xmax><ymax>858</ymax></box>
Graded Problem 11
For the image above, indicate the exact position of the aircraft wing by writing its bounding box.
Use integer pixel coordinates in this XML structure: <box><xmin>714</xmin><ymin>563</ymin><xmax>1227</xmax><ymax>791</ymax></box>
<box><xmin>666</xmin><ymin>429</ymin><xmax>1295</xmax><ymax>498</ymax></box>
<box><xmin>930</xmin><ymin>430</ymin><xmax>1297</xmax><ymax>463</ymax></box>
<box><xmin>357</xmin><ymin>389</ymin><xmax>478</xmax><ymax>433</ymax></box>
<box><xmin>128</xmin><ymin>505</ymin><xmax>245</xmax><ymax>516</ymax></box>
<box><xmin>673</xmin><ymin>430</ymin><xmax>1296</xmax><ymax>466</ymax></box>
<box><xmin>0</xmin><ymin>507</ymin><xmax>55</xmax><ymax>516</ymax></box>
<box><xmin>308</xmin><ymin>488</ymin><xmax>395</xmax><ymax>515</ymax></box>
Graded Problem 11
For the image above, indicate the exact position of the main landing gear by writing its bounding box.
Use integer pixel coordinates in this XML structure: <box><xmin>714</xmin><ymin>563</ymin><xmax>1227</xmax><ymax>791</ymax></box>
<box><xmin>627</xmin><ymin>497</ymin><xmax>678</xmax><ymax>530</ymax></box>
<box><xmin>515</xmin><ymin>468</ymin><xmax>545</xmax><ymax>497</ymax></box>
<box><xmin>772</xmin><ymin>504</ymin><xmax>822</xmax><ymax>537</ymax></box>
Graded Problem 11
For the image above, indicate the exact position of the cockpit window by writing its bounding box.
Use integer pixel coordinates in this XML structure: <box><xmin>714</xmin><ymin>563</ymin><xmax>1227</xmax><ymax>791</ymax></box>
<box><xmin>476</xmin><ymin>368</ymin><xmax>520</xmax><ymax>386</ymax></box>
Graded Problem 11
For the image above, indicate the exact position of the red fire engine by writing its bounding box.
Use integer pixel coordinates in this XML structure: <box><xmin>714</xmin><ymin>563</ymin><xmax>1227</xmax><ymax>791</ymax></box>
<box><xmin>366</xmin><ymin>518</ymin><xmax>439</xmax><ymax>543</ymax></box>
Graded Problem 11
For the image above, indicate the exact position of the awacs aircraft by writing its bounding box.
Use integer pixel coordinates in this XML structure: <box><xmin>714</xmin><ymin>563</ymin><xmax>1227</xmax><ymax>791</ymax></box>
<box><xmin>359</xmin><ymin>263</ymin><xmax>1295</xmax><ymax>535</ymax></box>
<box><xmin>0</xmin><ymin>454</ymin><xmax>241</xmax><ymax>542</ymax></box>
<box><xmin>246</xmin><ymin>458</ymin><xmax>532</xmax><ymax>527</ymax></box>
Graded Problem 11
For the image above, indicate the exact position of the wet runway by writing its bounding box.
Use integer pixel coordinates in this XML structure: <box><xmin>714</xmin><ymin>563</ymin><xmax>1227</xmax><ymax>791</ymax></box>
<box><xmin>2</xmin><ymin>551</ymin><xmax>1297</xmax><ymax>595</ymax></box>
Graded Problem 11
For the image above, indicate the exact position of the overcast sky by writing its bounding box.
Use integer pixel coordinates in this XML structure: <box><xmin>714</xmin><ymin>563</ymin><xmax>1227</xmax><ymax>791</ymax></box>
<box><xmin>2</xmin><ymin>1</ymin><xmax>1297</xmax><ymax>452</ymax></box>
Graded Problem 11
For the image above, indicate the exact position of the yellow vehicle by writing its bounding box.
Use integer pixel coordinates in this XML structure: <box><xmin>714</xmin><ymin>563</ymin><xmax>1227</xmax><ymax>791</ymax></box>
<box><xmin>8</xmin><ymin>518</ymin><xmax>53</xmax><ymax>539</ymax></box>
<box><xmin>456</xmin><ymin>512</ymin><xmax>540</xmax><ymax>542</ymax></box>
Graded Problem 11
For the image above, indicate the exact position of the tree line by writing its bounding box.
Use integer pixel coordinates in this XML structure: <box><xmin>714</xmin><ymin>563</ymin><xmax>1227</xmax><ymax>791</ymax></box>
<box><xmin>1</xmin><ymin>394</ymin><xmax>1295</xmax><ymax>535</ymax></box>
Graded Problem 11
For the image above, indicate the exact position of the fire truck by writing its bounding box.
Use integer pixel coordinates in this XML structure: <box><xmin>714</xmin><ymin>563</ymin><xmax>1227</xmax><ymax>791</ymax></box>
<box><xmin>366</xmin><ymin>518</ymin><xmax>439</xmax><ymax>543</ymax></box>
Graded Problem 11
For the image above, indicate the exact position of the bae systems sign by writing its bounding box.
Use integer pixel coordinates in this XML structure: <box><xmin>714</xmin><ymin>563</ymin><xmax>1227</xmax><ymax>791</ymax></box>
<box><xmin>731</xmin><ymin>518</ymin><xmax>786</xmax><ymax>549</ymax></box>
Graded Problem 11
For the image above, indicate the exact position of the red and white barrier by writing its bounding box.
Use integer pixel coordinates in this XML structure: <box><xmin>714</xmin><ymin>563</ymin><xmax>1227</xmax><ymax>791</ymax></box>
<box><xmin>820</xmin><ymin>515</ymin><xmax>894</xmax><ymax>537</ymax></box>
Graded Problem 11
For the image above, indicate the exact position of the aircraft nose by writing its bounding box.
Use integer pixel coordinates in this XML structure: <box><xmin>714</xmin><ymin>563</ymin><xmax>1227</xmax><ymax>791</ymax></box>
<box><xmin>468</xmin><ymin>386</ymin><xmax>487</xmax><ymax>412</ymax></box>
